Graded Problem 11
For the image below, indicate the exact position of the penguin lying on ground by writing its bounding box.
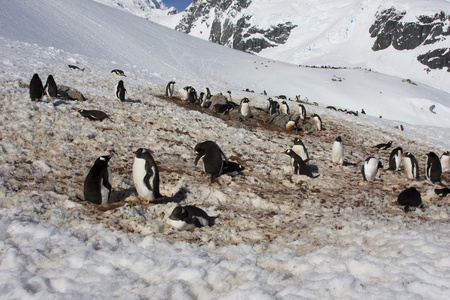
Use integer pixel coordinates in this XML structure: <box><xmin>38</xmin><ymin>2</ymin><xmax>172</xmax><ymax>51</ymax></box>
<box><xmin>111</xmin><ymin>69</ymin><xmax>126</xmax><ymax>76</ymax></box>
<box><xmin>194</xmin><ymin>141</ymin><xmax>227</xmax><ymax>183</ymax></box>
<box><xmin>435</xmin><ymin>188</ymin><xmax>450</xmax><ymax>197</ymax></box>
<box><xmin>43</xmin><ymin>74</ymin><xmax>58</xmax><ymax>98</ymax></box>
<box><xmin>133</xmin><ymin>148</ymin><xmax>163</xmax><ymax>203</ymax></box>
<box><xmin>361</xmin><ymin>157</ymin><xmax>383</xmax><ymax>182</ymax></box>
<box><xmin>222</xmin><ymin>161</ymin><xmax>245</xmax><ymax>176</ymax></box>
<box><xmin>29</xmin><ymin>73</ymin><xmax>44</xmax><ymax>101</ymax></box>
<box><xmin>426</xmin><ymin>152</ymin><xmax>442</xmax><ymax>183</ymax></box>
<box><xmin>388</xmin><ymin>147</ymin><xmax>403</xmax><ymax>171</ymax></box>
<box><xmin>331</xmin><ymin>136</ymin><xmax>344</xmax><ymax>168</ymax></box>
<box><xmin>83</xmin><ymin>154</ymin><xmax>113</xmax><ymax>205</ymax></box>
<box><xmin>68</xmin><ymin>64</ymin><xmax>84</xmax><ymax>71</ymax></box>
<box><xmin>374</xmin><ymin>141</ymin><xmax>393</xmax><ymax>150</ymax></box>
<box><xmin>167</xmin><ymin>205</ymin><xmax>219</xmax><ymax>231</ymax></box>
<box><xmin>283</xmin><ymin>149</ymin><xmax>318</xmax><ymax>178</ymax></box>
<box><xmin>397</xmin><ymin>187</ymin><xmax>423</xmax><ymax>212</ymax></box>
<box><xmin>77</xmin><ymin>109</ymin><xmax>112</xmax><ymax>122</ymax></box>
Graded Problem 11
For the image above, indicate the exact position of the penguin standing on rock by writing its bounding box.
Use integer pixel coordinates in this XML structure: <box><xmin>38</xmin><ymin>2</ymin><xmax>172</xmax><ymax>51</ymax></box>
<box><xmin>311</xmin><ymin>114</ymin><xmax>323</xmax><ymax>131</ymax></box>
<box><xmin>240</xmin><ymin>97</ymin><xmax>252</xmax><ymax>117</ymax></box>
<box><xmin>29</xmin><ymin>73</ymin><xmax>44</xmax><ymax>101</ymax></box>
<box><xmin>43</xmin><ymin>74</ymin><xmax>58</xmax><ymax>98</ymax></box>
<box><xmin>403</xmin><ymin>152</ymin><xmax>419</xmax><ymax>180</ymax></box>
<box><xmin>133</xmin><ymin>148</ymin><xmax>163</xmax><ymax>203</ymax></box>
<box><xmin>283</xmin><ymin>149</ymin><xmax>317</xmax><ymax>178</ymax></box>
<box><xmin>425</xmin><ymin>152</ymin><xmax>442</xmax><ymax>183</ymax></box>
<box><xmin>167</xmin><ymin>205</ymin><xmax>219</xmax><ymax>231</ymax></box>
<box><xmin>397</xmin><ymin>187</ymin><xmax>423</xmax><ymax>212</ymax></box>
<box><xmin>361</xmin><ymin>157</ymin><xmax>383</xmax><ymax>182</ymax></box>
<box><xmin>83</xmin><ymin>154</ymin><xmax>113</xmax><ymax>205</ymax></box>
<box><xmin>267</xmin><ymin>98</ymin><xmax>280</xmax><ymax>116</ymax></box>
<box><xmin>292</xmin><ymin>138</ymin><xmax>309</xmax><ymax>162</ymax></box>
<box><xmin>165</xmin><ymin>81</ymin><xmax>175</xmax><ymax>98</ymax></box>
<box><xmin>115</xmin><ymin>80</ymin><xmax>126</xmax><ymax>102</ymax></box>
<box><xmin>331</xmin><ymin>136</ymin><xmax>344</xmax><ymax>168</ymax></box>
<box><xmin>194</xmin><ymin>141</ymin><xmax>227</xmax><ymax>183</ymax></box>
<box><xmin>388</xmin><ymin>147</ymin><xmax>403</xmax><ymax>171</ymax></box>
<box><xmin>281</xmin><ymin>101</ymin><xmax>290</xmax><ymax>115</ymax></box>
<box><xmin>298</xmin><ymin>104</ymin><xmax>306</xmax><ymax>120</ymax></box>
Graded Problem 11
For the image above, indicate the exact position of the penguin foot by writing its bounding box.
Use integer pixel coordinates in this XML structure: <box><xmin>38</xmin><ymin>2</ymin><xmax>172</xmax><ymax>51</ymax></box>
<box><xmin>339</xmin><ymin>164</ymin><xmax>343</xmax><ymax>169</ymax></box>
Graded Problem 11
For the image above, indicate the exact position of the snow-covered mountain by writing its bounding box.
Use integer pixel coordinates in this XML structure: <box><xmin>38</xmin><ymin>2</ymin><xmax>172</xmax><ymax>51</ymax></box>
<box><xmin>1</xmin><ymin>0</ymin><xmax>450</xmax><ymax>298</ymax></box>
<box><xmin>93</xmin><ymin>0</ymin><xmax>178</xmax><ymax>17</ymax></box>
<box><xmin>153</xmin><ymin>0</ymin><xmax>450</xmax><ymax>94</ymax></box>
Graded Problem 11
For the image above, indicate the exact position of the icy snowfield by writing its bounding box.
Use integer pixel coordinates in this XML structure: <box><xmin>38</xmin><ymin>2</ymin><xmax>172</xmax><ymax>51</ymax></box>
<box><xmin>1</xmin><ymin>38</ymin><xmax>450</xmax><ymax>299</ymax></box>
<box><xmin>1</xmin><ymin>0</ymin><xmax>450</xmax><ymax>299</ymax></box>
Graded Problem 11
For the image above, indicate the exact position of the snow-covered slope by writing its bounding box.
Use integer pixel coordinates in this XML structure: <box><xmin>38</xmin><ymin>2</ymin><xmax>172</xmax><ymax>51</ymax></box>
<box><xmin>1</xmin><ymin>0</ymin><xmax>450</xmax><ymax>299</ymax></box>
<box><xmin>156</xmin><ymin>0</ymin><xmax>450</xmax><ymax>94</ymax></box>
<box><xmin>1</xmin><ymin>0</ymin><xmax>449</xmax><ymax>128</ymax></box>
<box><xmin>93</xmin><ymin>0</ymin><xmax>178</xmax><ymax>17</ymax></box>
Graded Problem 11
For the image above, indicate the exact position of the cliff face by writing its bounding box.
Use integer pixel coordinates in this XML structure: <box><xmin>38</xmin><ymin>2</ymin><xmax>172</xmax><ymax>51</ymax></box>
<box><xmin>175</xmin><ymin>0</ymin><xmax>297</xmax><ymax>53</ymax></box>
<box><xmin>369</xmin><ymin>8</ymin><xmax>450</xmax><ymax>71</ymax></box>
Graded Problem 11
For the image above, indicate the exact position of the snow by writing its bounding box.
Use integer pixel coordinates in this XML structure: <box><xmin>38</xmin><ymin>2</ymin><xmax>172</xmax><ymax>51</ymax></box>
<box><xmin>1</xmin><ymin>0</ymin><xmax>450</xmax><ymax>299</ymax></box>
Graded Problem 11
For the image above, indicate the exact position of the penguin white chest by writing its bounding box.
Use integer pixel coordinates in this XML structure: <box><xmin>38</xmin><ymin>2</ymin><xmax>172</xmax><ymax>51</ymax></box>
<box><xmin>403</xmin><ymin>158</ymin><xmax>414</xmax><ymax>179</ymax></box>
<box><xmin>364</xmin><ymin>159</ymin><xmax>379</xmax><ymax>181</ymax></box>
<box><xmin>133</xmin><ymin>158</ymin><xmax>155</xmax><ymax>201</ymax></box>
<box><xmin>100</xmin><ymin>166</ymin><xmax>112</xmax><ymax>204</ymax></box>
<box><xmin>331</xmin><ymin>142</ymin><xmax>344</xmax><ymax>164</ymax></box>
<box><xmin>241</xmin><ymin>103</ymin><xmax>251</xmax><ymax>117</ymax></box>
<box><xmin>166</xmin><ymin>218</ymin><xmax>196</xmax><ymax>231</ymax></box>
<box><xmin>292</xmin><ymin>145</ymin><xmax>308</xmax><ymax>161</ymax></box>
<box><xmin>441</xmin><ymin>155</ymin><xmax>450</xmax><ymax>173</ymax></box>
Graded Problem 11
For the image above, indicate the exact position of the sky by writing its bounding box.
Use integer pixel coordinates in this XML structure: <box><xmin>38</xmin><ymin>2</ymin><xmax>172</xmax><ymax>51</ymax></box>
<box><xmin>164</xmin><ymin>0</ymin><xmax>192</xmax><ymax>11</ymax></box>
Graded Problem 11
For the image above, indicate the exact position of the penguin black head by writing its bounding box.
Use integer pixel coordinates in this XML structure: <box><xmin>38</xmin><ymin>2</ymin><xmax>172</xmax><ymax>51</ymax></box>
<box><xmin>335</xmin><ymin>136</ymin><xmax>342</xmax><ymax>142</ymax></box>
<box><xmin>94</xmin><ymin>154</ymin><xmax>113</xmax><ymax>166</ymax></box>
<box><xmin>282</xmin><ymin>149</ymin><xmax>296</xmax><ymax>158</ymax></box>
<box><xmin>169</xmin><ymin>206</ymin><xmax>187</xmax><ymax>220</ymax></box>
<box><xmin>134</xmin><ymin>148</ymin><xmax>152</xmax><ymax>159</ymax></box>
<box><xmin>118</xmin><ymin>80</ymin><xmax>124</xmax><ymax>87</ymax></box>
<box><xmin>292</xmin><ymin>138</ymin><xmax>304</xmax><ymax>146</ymax></box>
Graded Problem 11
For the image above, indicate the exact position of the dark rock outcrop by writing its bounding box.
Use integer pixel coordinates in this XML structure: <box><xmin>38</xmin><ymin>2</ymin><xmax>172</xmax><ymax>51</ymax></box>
<box><xmin>369</xmin><ymin>7</ymin><xmax>450</xmax><ymax>71</ymax></box>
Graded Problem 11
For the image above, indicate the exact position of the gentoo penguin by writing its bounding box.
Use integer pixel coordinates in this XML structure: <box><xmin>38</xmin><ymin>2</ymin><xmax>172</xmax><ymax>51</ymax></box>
<box><xmin>267</xmin><ymin>98</ymin><xmax>280</xmax><ymax>116</ymax></box>
<box><xmin>204</xmin><ymin>87</ymin><xmax>212</xmax><ymax>100</ymax></box>
<box><xmin>194</xmin><ymin>141</ymin><xmax>227</xmax><ymax>183</ymax></box>
<box><xmin>29</xmin><ymin>73</ymin><xmax>44</xmax><ymax>101</ymax></box>
<box><xmin>298</xmin><ymin>104</ymin><xmax>306</xmax><ymax>120</ymax></box>
<box><xmin>115</xmin><ymin>80</ymin><xmax>126</xmax><ymax>102</ymax></box>
<box><xmin>43</xmin><ymin>74</ymin><xmax>58</xmax><ymax>98</ymax></box>
<box><xmin>403</xmin><ymin>152</ymin><xmax>419</xmax><ymax>180</ymax></box>
<box><xmin>224</xmin><ymin>90</ymin><xmax>232</xmax><ymax>102</ymax></box>
<box><xmin>133</xmin><ymin>148</ymin><xmax>162</xmax><ymax>202</ymax></box>
<box><xmin>388</xmin><ymin>147</ymin><xmax>403</xmax><ymax>171</ymax></box>
<box><xmin>78</xmin><ymin>109</ymin><xmax>112</xmax><ymax>122</ymax></box>
<box><xmin>374</xmin><ymin>141</ymin><xmax>393</xmax><ymax>150</ymax></box>
<box><xmin>361</xmin><ymin>157</ymin><xmax>383</xmax><ymax>182</ymax></box>
<box><xmin>222</xmin><ymin>160</ymin><xmax>245</xmax><ymax>176</ymax></box>
<box><xmin>292</xmin><ymin>138</ymin><xmax>309</xmax><ymax>162</ymax></box>
<box><xmin>425</xmin><ymin>152</ymin><xmax>442</xmax><ymax>183</ymax></box>
<box><xmin>188</xmin><ymin>87</ymin><xmax>198</xmax><ymax>104</ymax></box>
<box><xmin>311</xmin><ymin>114</ymin><xmax>322</xmax><ymax>131</ymax></box>
<box><xmin>282</xmin><ymin>149</ymin><xmax>316</xmax><ymax>178</ymax></box>
<box><xmin>178</xmin><ymin>86</ymin><xmax>192</xmax><ymax>101</ymax></box>
<box><xmin>331</xmin><ymin>136</ymin><xmax>344</xmax><ymax>168</ymax></box>
<box><xmin>213</xmin><ymin>102</ymin><xmax>238</xmax><ymax>114</ymax></box>
<box><xmin>167</xmin><ymin>205</ymin><xmax>219</xmax><ymax>231</ymax></box>
<box><xmin>286</xmin><ymin>116</ymin><xmax>300</xmax><ymax>131</ymax></box>
<box><xmin>165</xmin><ymin>81</ymin><xmax>175</xmax><ymax>98</ymax></box>
<box><xmin>68</xmin><ymin>64</ymin><xmax>84</xmax><ymax>71</ymax></box>
<box><xmin>240</xmin><ymin>97</ymin><xmax>252</xmax><ymax>117</ymax></box>
<box><xmin>440</xmin><ymin>151</ymin><xmax>449</xmax><ymax>173</ymax></box>
<box><xmin>397</xmin><ymin>187</ymin><xmax>423</xmax><ymax>212</ymax></box>
<box><xmin>280</xmin><ymin>101</ymin><xmax>290</xmax><ymax>115</ymax></box>
<box><xmin>435</xmin><ymin>188</ymin><xmax>450</xmax><ymax>197</ymax></box>
<box><xmin>83</xmin><ymin>154</ymin><xmax>113</xmax><ymax>205</ymax></box>
<box><xmin>111</xmin><ymin>69</ymin><xmax>126</xmax><ymax>76</ymax></box>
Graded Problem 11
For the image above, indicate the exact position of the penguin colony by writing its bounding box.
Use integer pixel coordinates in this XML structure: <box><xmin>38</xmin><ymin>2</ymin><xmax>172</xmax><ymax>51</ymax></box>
<box><xmin>25</xmin><ymin>72</ymin><xmax>450</xmax><ymax>235</ymax></box>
